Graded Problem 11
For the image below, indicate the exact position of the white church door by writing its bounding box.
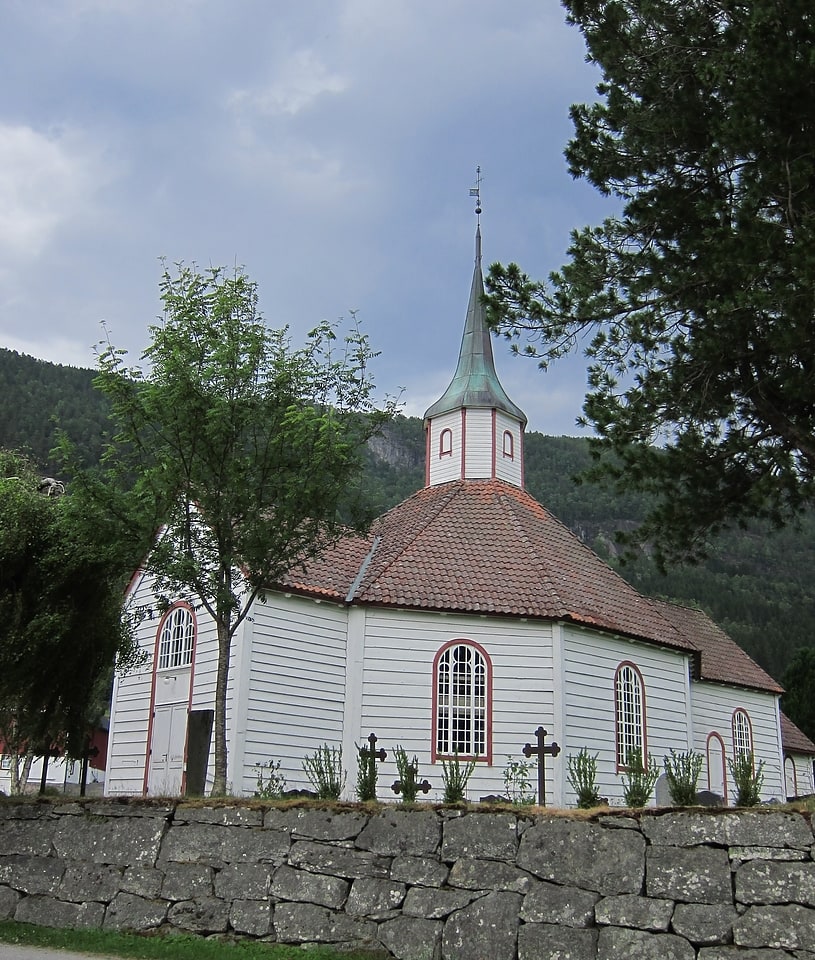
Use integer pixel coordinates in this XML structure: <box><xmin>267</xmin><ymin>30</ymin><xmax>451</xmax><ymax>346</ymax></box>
<box><xmin>148</xmin><ymin>700</ymin><xmax>188</xmax><ymax>796</ymax></box>
<box><xmin>706</xmin><ymin>733</ymin><xmax>727</xmax><ymax>803</ymax></box>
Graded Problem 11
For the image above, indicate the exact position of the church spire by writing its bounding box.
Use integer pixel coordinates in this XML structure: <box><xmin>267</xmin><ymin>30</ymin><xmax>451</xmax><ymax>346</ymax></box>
<box><xmin>423</xmin><ymin>171</ymin><xmax>527</xmax><ymax>488</ymax></box>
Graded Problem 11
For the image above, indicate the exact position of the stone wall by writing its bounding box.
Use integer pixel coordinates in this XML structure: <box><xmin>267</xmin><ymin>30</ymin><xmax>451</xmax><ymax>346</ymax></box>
<box><xmin>0</xmin><ymin>800</ymin><xmax>813</xmax><ymax>959</ymax></box>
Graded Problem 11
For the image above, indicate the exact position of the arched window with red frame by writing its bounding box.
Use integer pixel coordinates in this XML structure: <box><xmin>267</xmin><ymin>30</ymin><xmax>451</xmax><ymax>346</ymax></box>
<box><xmin>439</xmin><ymin>428</ymin><xmax>453</xmax><ymax>458</ymax></box>
<box><xmin>732</xmin><ymin>709</ymin><xmax>753</xmax><ymax>759</ymax></box>
<box><xmin>614</xmin><ymin>661</ymin><xmax>646</xmax><ymax>769</ymax></box>
<box><xmin>502</xmin><ymin>429</ymin><xmax>514</xmax><ymax>460</ymax></box>
<box><xmin>157</xmin><ymin>604</ymin><xmax>196</xmax><ymax>671</ymax></box>
<box><xmin>433</xmin><ymin>640</ymin><xmax>491</xmax><ymax>762</ymax></box>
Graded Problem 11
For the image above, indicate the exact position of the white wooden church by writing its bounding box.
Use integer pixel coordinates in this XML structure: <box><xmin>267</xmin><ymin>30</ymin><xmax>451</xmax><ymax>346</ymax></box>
<box><xmin>106</xmin><ymin>229</ymin><xmax>815</xmax><ymax>804</ymax></box>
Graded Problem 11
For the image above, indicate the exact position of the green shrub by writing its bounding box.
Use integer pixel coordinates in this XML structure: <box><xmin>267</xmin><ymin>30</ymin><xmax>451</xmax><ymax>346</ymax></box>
<box><xmin>728</xmin><ymin>751</ymin><xmax>764</xmax><ymax>806</ymax></box>
<box><xmin>394</xmin><ymin>745</ymin><xmax>420</xmax><ymax>803</ymax></box>
<box><xmin>663</xmin><ymin>748</ymin><xmax>703</xmax><ymax>806</ymax></box>
<box><xmin>302</xmin><ymin>744</ymin><xmax>346</xmax><ymax>800</ymax></box>
<box><xmin>566</xmin><ymin>748</ymin><xmax>602</xmax><ymax>808</ymax></box>
<box><xmin>502</xmin><ymin>756</ymin><xmax>536</xmax><ymax>805</ymax></box>
<box><xmin>253</xmin><ymin>759</ymin><xmax>287</xmax><ymax>799</ymax></box>
<box><xmin>355</xmin><ymin>743</ymin><xmax>378</xmax><ymax>802</ymax></box>
<box><xmin>620</xmin><ymin>748</ymin><xmax>660</xmax><ymax>807</ymax></box>
<box><xmin>440</xmin><ymin>751</ymin><xmax>476</xmax><ymax>803</ymax></box>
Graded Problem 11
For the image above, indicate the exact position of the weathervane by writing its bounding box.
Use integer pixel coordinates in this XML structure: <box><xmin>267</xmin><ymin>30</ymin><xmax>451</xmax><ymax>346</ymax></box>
<box><xmin>469</xmin><ymin>165</ymin><xmax>482</xmax><ymax>224</ymax></box>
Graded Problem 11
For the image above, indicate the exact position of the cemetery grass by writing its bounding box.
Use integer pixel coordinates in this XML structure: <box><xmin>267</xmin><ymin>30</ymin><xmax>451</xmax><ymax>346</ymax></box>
<box><xmin>0</xmin><ymin>922</ymin><xmax>385</xmax><ymax>960</ymax></box>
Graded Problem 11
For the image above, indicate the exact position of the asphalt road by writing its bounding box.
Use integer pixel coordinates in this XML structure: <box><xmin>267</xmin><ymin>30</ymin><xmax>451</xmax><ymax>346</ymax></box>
<box><xmin>0</xmin><ymin>948</ymin><xmax>124</xmax><ymax>960</ymax></box>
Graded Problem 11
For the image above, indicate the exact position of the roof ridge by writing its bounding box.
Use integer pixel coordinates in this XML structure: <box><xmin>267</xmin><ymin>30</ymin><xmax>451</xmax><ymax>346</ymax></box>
<box><xmin>354</xmin><ymin>482</ymin><xmax>465</xmax><ymax>597</ymax></box>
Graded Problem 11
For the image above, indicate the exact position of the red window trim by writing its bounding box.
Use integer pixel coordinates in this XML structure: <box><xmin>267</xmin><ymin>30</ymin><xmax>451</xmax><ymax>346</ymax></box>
<box><xmin>613</xmin><ymin>660</ymin><xmax>648</xmax><ymax>772</ymax></box>
<box><xmin>431</xmin><ymin>638</ymin><xmax>493</xmax><ymax>765</ymax></box>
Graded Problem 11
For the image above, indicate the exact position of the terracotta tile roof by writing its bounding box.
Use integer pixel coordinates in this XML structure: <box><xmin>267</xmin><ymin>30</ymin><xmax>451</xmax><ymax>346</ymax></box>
<box><xmin>780</xmin><ymin>711</ymin><xmax>815</xmax><ymax>756</ymax></box>
<box><xmin>280</xmin><ymin>479</ymin><xmax>693</xmax><ymax>651</ymax></box>
<box><xmin>653</xmin><ymin>599</ymin><xmax>783</xmax><ymax>695</ymax></box>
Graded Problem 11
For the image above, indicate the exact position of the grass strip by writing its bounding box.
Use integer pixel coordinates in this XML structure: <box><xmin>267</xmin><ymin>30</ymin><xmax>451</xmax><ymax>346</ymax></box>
<box><xmin>0</xmin><ymin>921</ymin><xmax>386</xmax><ymax>960</ymax></box>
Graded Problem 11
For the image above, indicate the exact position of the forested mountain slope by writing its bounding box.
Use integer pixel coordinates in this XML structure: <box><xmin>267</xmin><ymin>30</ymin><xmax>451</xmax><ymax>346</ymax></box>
<box><xmin>2</xmin><ymin>346</ymin><xmax>812</xmax><ymax>683</ymax></box>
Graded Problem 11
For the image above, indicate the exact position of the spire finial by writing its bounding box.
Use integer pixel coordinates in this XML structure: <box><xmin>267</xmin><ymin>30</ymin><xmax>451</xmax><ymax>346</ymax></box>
<box><xmin>469</xmin><ymin>165</ymin><xmax>482</xmax><ymax>263</ymax></box>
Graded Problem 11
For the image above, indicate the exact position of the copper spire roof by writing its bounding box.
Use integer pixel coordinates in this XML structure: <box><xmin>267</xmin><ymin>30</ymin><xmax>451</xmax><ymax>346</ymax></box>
<box><xmin>423</xmin><ymin>227</ymin><xmax>527</xmax><ymax>425</ymax></box>
<box><xmin>281</xmin><ymin>479</ymin><xmax>692</xmax><ymax>651</ymax></box>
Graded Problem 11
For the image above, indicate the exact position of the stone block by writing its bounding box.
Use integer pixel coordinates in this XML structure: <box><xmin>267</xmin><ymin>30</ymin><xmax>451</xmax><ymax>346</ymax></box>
<box><xmin>174</xmin><ymin>805</ymin><xmax>262</xmax><ymax>826</ymax></box>
<box><xmin>671</xmin><ymin>902</ymin><xmax>737</xmax><ymax>945</ymax></box>
<box><xmin>54</xmin><ymin>814</ymin><xmax>164</xmax><ymax>866</ymax></box>
<box><xmin>699</xmin><ymin>949</ymin><xmax>795</xmax><ymax>960</ymax></box>
<box><xmin>121</xmin><ymin>865</ymin><xmax>164</xmax><ymax>899</ymax></box>
<box><xmin>442</xmin><ymin>891</ymin><xmax>522</xmax><ymax>960</ymax></box>
<box><xmin>229</xmin><ymin>898</ymin><xmax>271</xmax><ymax>937</ymax></box>
<box><xmin>442</xmin><ymin>813</ymin><xmax>518</xmax><ymax>861</ymax></box>
<box><xmin>729</xmin><ymin>845</ymin><xmax>808</xmax><ymax>862</ymax></box>
<box><xmin>378</xmin><ymin>915</ymin><xmax>442</xmax><ymax>960</ymax></box>
<box><xmin>167</xmin><ymin>896</ymin><xmax>230</xmax><ymax>933</ymax></box>
<box><xmin>723</xmin><ymin>812</ymin><xmax>813</xmax><ymax>849</ymax></box>
<box><xmin>595</xmin><ymin>893</ymin><xmax>674</xmax><ymax>932</ymax></box>
<box><xmin>0</xmin><ymin>885</ymin><xmax>21</xmax><ymax>918</ymax></box>
<box><xmin>734</xmin><ymin>903</ymin><xmax>815</xmax><ymax>951</ymax></box>
<box><xmin>103</xmin><ymin>892</ymin><xmax>168</xmax><ymax>930</ymax></box>
<box><xmin>15</xmin><ymin>894</ymin><xmax>104</xmax><ymax>930</ymax></box>
<box><xmin>160</xmin><ymin>821</ymin><xmax>289</xmax><ymax>865</ymax></box>
<box><xmin>160</xmin><ymin>862</ymin><xmax>214</xmax><ymax>900</ymax></box>
<box><xmin>345</xmin><ymin>877</ymin><xmax>406</xmax><ymax>919</ymax></box>
<box><xmin>288</xmin><ymin>839</ymin><xmax>390</xmax><ymax>879</ymax></box>
<box><xmin>736</xmin><ymin>858</ymin><xmax>815</xmax><ymax>906</ymax></box>
<box><xmin>265</xmin><ymin>807</ymin><xmax>368</xmax><ymax>841</ymax></box>
<box><xmin>403</xmin><ymin>886</ymin><xmax>480</xmax><ymax>919</ymax></box>
<box><xmin>641</xmin><ymin>812</ymin><xmax>728</xmax><ymax>847</ymax></box>
<box><xmin>59</xmin><ymin>863</ymin><xmax>124</xmax><ymax>902</ymax></box>
<box><xmin>517</xmin><ymin>818</ymin><xmax>645</xmax><ymax>895</ymax></box>
<box><xmin>0</xmin><ymin>855</ymin><xmax>64</xmax><ymax>895</ymax></box>
<box><xmin>518</xmin><ymin>922</ymin><xmax>597</xmax><ymax>960</ymax></box>
<box><xmin>0</xmin><ymin>818</ymin><xmax>56</xmax><ymax>856</ymax></box>
<box><xmin>357</xmin><ymin>810</ymin><xmax>440</xmax><ymax>856</ymax></box>
<box><xmin>390</xmin><ymin>855</ymin><xmax>448</xmax><ymax>887</ymax></box>
<box><xmin>448</xmin><ymin>857</ymin><xmax>532</xmax><ymax>893</ymax></box>
<box><xmin>273</xmin><ymin>901</ymin><xmax>376</xmax><ymax>945</ymax></box>
<box><xmin>598</xmin><ymin>925</ymin><xmax>695</xmax><ymax>959</ymax></box>
<box><xmin>215</xmin><ymin>862</ymin><xmax>271</xmax><ymax>900</ymax></box>
<box><xmin>520</xmin><ymin>879</ymin><xmax>598</xmax><ymax>927</ymax></box>
<box><xmin>271</xmin><ymin>864</ymin><xmax>349</xmax><ymax>908</ymax></box>
<box><xmin>646</xmin><ymin>846</ymin><xmax>732</xmax><ymax>904</ymax></box>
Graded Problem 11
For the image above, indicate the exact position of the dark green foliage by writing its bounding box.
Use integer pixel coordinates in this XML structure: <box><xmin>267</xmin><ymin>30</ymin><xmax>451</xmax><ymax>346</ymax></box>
<box><xmin>394</xmin><ymin>745</ymin><xmax>421</xmax><ymax>803</ymax></box>
<box><xmin>440</xmin><ymin>751</ymin><xmax>476</xmax><ymax>804</ymax></box>
<box><xmin>663</xmin><ymin>749</ymin><xmax>704</xmax><ymax>806</ymax></box>
<box><xmin>566</xmin><ymin>748</ymin><xmax>602</xmax><ymax>808</ymax></box>
<box><xmin>485</xmin><ymin>0</ymin><xmax>815</xmax><ymax>567</ymax></box>
<box><xmin>302</xmin><ymin>745</ymin><xmax>345</xmax><ymax>800</ymax></box>
<box><xmin>620</xmin><ymin>748</ymin><xmax>660</xmax><ymax>808</ymax></box>
<box><xmin>781</xmin><ymin>647</ymin><xmax>815</xmax><ymax>743</ymax></box>
<box><xmin>0</xmin><ymin>449</ymin><xmax>138</xmax><ymax>757</ymax></box>
<box><xmin>728</xmin><ymin>751</ymin><xmax>765</xmax><ymax>807</ymax></box>
<box><xmin>355</xmin><ymin>744</ymin><xmax>378</xmax><ymax>802</ymax></box>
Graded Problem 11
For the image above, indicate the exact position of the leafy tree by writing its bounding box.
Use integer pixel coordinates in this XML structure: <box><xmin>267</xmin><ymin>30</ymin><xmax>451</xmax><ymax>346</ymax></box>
<box><xmin>0</xmin><ymin>449</ymin><xmax>136</xmax><ymax>784</ymax></box>
<box><xmin>485</xmin><ymin>0</ymin><xmax>815</xmax><ymax>565</ymax></box>
<box><xmin>782</xmin><ymin>646</ymin><xmax>815</xmax><ymax>743</ymax></box>
<box><xmin>87</xmin><ymin>264</ymin><xmax>395</xmax><ymax>795</ymax></box>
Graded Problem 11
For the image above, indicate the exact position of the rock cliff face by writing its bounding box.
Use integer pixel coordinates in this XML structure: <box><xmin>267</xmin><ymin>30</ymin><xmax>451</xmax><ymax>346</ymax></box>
<box><xmin>0</xmin><ymin>801</ymin><xmax>813</xmax><ymax>959</ymax></box>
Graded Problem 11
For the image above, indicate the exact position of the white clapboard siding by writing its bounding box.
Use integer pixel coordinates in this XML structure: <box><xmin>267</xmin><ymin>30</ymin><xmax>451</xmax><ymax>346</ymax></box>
<box><xmin>427</xmin><ymin>411</ymin><xmax>462</xmax><ymax>486</ymax></box>
<box><xmin>239</xmin><ymin>593</ymin><xmax>347</xmax><ymax>796</ymax></box>
<box><xmin>561</xmin><ymin>627</ymin><xmax>691</xmax><ymax>806</ymax></box>
<box><xmin>463</xmin><ymin>409</ymin><xmax>493</xmax><ymax>479</ymax></box>
<box><xmin>357</xmin><ymin>608</ymin><xmax>555</xmax><ymax>803</ymax></box>
<box><xmin>494</xmin><ymin>411</ymin><xmax>523</xmax><ymax>487</ymax></box>
<box><xmin>691</xmin><ymin>682</ymin><xmax>784</xmax><ymax>803</ymax></box>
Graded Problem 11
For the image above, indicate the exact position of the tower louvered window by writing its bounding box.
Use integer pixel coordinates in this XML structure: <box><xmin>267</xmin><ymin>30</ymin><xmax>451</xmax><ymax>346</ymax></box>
<box><xmin>157</xmin><ymin>605</ymin><xmax>195</xmax><ymax>671</ymax></box>
<box><xmin>615</xmin><ymin>662</ymin><xmax>645</xmax><ymax>768</ymax></box>
<box><xmin>435</xmin><ymin>642</ymin><xmax>489</xmax><ymax>759</ymax></box>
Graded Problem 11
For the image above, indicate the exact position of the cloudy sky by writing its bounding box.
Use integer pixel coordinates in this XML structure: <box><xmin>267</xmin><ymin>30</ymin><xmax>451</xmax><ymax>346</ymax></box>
<box><xmin>1</xmin><ymin>0</ymin><xmax>611</xmax><ymax>435</ymax></box>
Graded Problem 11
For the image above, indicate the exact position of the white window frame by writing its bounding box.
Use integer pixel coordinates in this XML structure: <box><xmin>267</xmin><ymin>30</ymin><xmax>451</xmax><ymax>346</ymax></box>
<box><xmin>434</xmin><ymin>641</ymin><xmax>489</xmax><ymax>761</ymax></box>
<box><xmin>157</xmin><ymin>605</ymin><xmax>195</xmax><ymax>671</ymax></box>
<box><xmin>615</xmin><ymin>662</ymin><xmax>645</xmax><ymax>769</ymax></box>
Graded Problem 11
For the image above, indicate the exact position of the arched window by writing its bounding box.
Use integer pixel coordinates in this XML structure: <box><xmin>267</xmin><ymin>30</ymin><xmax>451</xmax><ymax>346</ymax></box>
<box><xmin>157</xmin><ymin>604</ymin><xmax>195</xmax><ymax>671</ymax></box>
<box><xmin>615</xmin><ymin>662</ymin><xmax>645</xmax><ymax>768</ymax></box>
<box><xmin>502</xmin><ymin>430</ymin><xmax>514</xmax><ymax>460</ymax></box>
<box><xmin>433</xmin><ymin>641</ymin><xmax>491</xmax><ymax>762</ymax></box>
<box><xmin>784</xmin><ymin>756</ymin><xmax>798</xmax><ymax>799</ymax></box>
<box><xmin>439</xmin><ymin>428</ymin><xmax>453</xmax><ymax>458</ymax></box>
<box><xmin>732</xmin><ymin>709</ymin><xmax>753</xmax><ymax>758</ymax></box>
